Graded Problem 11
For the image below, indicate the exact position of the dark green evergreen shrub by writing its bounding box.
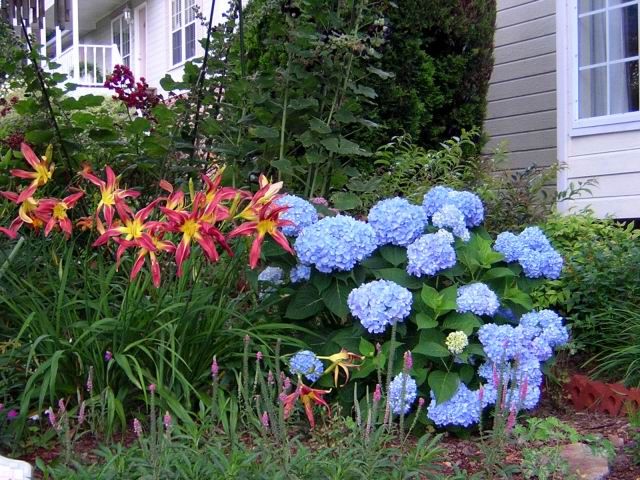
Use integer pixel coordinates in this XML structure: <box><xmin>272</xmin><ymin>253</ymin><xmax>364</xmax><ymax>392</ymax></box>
<box><xmin>368</xmin><ymin>0</ymin><xmax>496</xmax><ymax>148</ymax></box>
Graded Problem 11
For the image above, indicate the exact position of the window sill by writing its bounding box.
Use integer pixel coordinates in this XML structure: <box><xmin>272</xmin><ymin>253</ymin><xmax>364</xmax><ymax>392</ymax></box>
<box><xmin>571</xmin><ymin>115</ymin><xmax>640</xmax><ymax>137</ymax></box>
<box><xmin>167</xmin><ymin>56</ymin><xmax>198</xmax><ymax>73</ymax></box>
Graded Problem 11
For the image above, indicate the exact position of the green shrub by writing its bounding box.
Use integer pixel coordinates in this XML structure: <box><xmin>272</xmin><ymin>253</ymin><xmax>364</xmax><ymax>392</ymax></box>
<box><xmin>536</xmin><ymin>213</ymin><xmax>640</xmax><ymax>328</ymax></box>
<box><xmin>369</xmin><ymin>0</ymin><xmax>496</xmax><ymax>149</ymax></box>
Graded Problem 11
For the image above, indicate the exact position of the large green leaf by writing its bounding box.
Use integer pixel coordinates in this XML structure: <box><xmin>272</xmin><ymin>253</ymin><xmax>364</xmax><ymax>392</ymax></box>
<box><xmin>359</xmin><ymin>337</ymin><xmax>375</xmax><ymax>357</ymax></box>
<box><xmin>413</xmin><ymin>341</ymin><xmax>450</xmax><ymax>358</ymax></box>
<box><xmin>374</xmin><ymin>268</ymin><xmax>422</xmax><ymax>289</ymax></box>
<box><xmin>428</xmin><ymin>371</ymin><xmax>460</xmax><ymax>404</ymax></box>
<box><xmin>322</xmin><ymin>281</ymin><xmax>351</xmax><ymax>319</ymax></box>
<box><xmin>379</xmin><ymin>245</ymin><xmax>407</xmax><ymax>266</ymax></box>
<box><xmin>481</xmin><ymin>267</ymin><xmax>517</xmax><ymax>281</ymax></box>
<box><xmin>416</xmin><ymin>312</ymin><xmax>438</xmax><ymax>329</ymax></box>
<box><xmin>285</xmin><ymin>284</ymin><xmax>324</xmax><ymax>319</ymax></box>
<box><xmin>504</xmin><ymin>287</ymin><xmax>533</xmax><ymax>310</ymax></box>
<box><xmin>420</xmin><ymin>285</ymin><xmax>441</xmax><ymax>311</ymax></box>
<box><xmin>330</xmin><ymin>192</ymin><xmax>362</xmax><ymax>210</ymax></box>
<box><xmin>442</xmin><ymin>312</ymin><xmax>482</xmax><ymax>335</ymax></box>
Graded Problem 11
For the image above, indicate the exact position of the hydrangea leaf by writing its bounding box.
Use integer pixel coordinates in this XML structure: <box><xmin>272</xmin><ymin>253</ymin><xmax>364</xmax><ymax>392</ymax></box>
<box><xmin>428</xmin><ymin>371</ymin><xmax>460</xmax><ymax>404</ymax></box>
<box><xmin>360</xmin><ymin>253</ymin><xmax>389</xmax><ymax>269</ymax></box>
<box><xmin>374</xmin><ymin>268</ymin><xmax>422</xmax><ymax>289</ymax></box>
<box><xmin>413</xmin><ymin>341</ymin><xmax>450</xmax><ymax>358</ymax></box>
<box><xmin>416</xmin><ymin>312</ymin><xmax>438</xmax><ymax>330</ymax></box>
<box><xmin>420</xmin><ymin>285</ymin><xmax>442</xmax><ymax>311</ymax></box>
<box><xmin>322</xmin><ymin>281</ymin><xmax>350</xmax><ymax>319</ymax></box>
<box><xmin>358</xmin><ymin>337</ymin><xmax>376</xmax><ymax>357</ymax></box>
<box><xmin>285</xmin><ymin>284</ymin><xmax>325</xmax><ymax>320</ymax></box>
<box><xmin>481</xmin><ymin>267</ymin><xmax>517</xmax><ymax>281</ymax></box>
<box><xmin>329</xmin><ymin>192</ymin><xmax>362</xmax><ymax>210</ymax></box>
<box><xmin>379</xmin><ymin>245</ymin><xmax>408</xmax><ymax>266</ymax></box>
<box><xmin>458</xmin><ymin>365</ymin><xmax>475</xmax><ymax>384</ymax></box>
<box><xmin>504</xmin><ymin>287</ymin><xmax>534</xmax><ymax>310</ymax></box>
<box><xmin>308</xmin><ymin>117</ymin><xmax>331</xmax><ymax>134</ymax></box>
<box><xmin>440</xmin><ymin>285</ymin><xmax>458</xmax><ymax>312</ymax></box>
<box><xmin>250</xmin><ymin>125</ymin><xmax>279</xmax><ymax>139</ymax></box>
<box><xmin>311</xmin><ymin>272</ymin><xmax>332</xmax><ymax>293</ymax></box>
<box><xmin>466</xmin><ymin>343</ymin><xmax>487</xmax><ymax>358</ymax></box>
<box><xmin>442</xmin><ymin>312</ymin><xmax>482</xmax><ymax>335</ymax></box>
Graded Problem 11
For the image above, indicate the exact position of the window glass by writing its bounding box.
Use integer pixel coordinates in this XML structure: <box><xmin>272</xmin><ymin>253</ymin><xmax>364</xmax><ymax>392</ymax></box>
<box><xmin>609</xmin><ymin>4</ymin><xmax>638</xmax><ymax>60</ymax></box>
<box><xmin>610</xmin><ymin>60</ymin><xmax>640</xmax><ymax>113</ymax></box>
<box><xmin>186</xmin><ymin>23</ymin><xmax>196</xmax><ymax>59</ymax></box>
<box><xmin>580</xmin><ymin>66</ymin><xmax>608</xmax><ymax>117</ymax></box>
<box><xmin>579</xmin><ymin>0</ymin><xmax>605</xmax><ymax>13</ymax></box>
<box><xmin>173</xmin><ymin>30</ymin><xmax>182</xmax><ymax>65</ymax></box>
<box><xmin>579</xmin><ymin>12</ymin><xmax>607</xmax><ymax>66</ymax></box>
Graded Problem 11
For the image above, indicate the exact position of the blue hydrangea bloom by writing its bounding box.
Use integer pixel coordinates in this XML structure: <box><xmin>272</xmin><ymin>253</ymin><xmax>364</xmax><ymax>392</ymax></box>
<box><xmin>519</xmin><ymin>310</ymin><xmax>569</xmax><ymax>360</ymax></box>
<box><xmin>257</xmin><ymin>266</ymin><xmax>285</xmax><ymax>285</ymax></box>
<box><xmin>290</xmin><ymin>264</ymin><xmax>311</xmax><ymax>283</ymax></box>
<box><xmin>368</xmin><ymin>197</ymin><xmax>428</xmax><ymax>246</ymax></box>
<box><xmin>432</xmin><ymin>204</ymin><xmax>470</xmax><ymax>241</ymax></box>
<box><xmin>477</xmin><ymin>324</ymin><xmax>525</xmax><ymax>362</ymax></box>
<box><xmin>406</xmin><ymin>230</ymin><xmax>457</xmax><ymax>277</ymax></box>
<box><xmin>422</xmin><ymin>186</ymin><xmax>453</xmax><ymax>217</ymax></box>
<box><xmin>448</xmin><ymin>191</ymin><xmax>484</xmax><ymax>227</ymax></box>
<box><xmin>294</xmin><ymin>216</ymin><xmax>378</xmax><ymax>273</ymax></box>
<box><xmin>289</xmin><ymin>350</ymin><xmax>324</xmax><ymax>382</ymax></box>
<box><xmin>494</xmin><ymin>227</ymin><xmax>563</xmax><ymax>280</ymax></box>
<box><xmin>427</xmin><ymin>383</ymin><xmax>482</xmax><ymax>427</ymax></box>
<box><xmin>494</xmin><ymin>232</ymin><xmax>522</xmax><ymax>262</ymax></box>
<box><xmin>388</xmin><ymin>373</ymin><xmax>418</xmax><ymax>415</ymax></box>
<box><xmin>347</xmin><ymin>280</ymin><xmax>413</xmax><ymax>334</ymax></box>
<box><xmin>275</xmin><ymin>194</ymin><xmax>319</xmax><ymax>236</ymax></box>
<box><xmin>519</xmin><ymin>226</ymin><xmax>552</xmax><ymax>251</ymax></box>
<box><xmin>456</xmin><ymin>283</ymin><xmax>500</xmax><ymax>316</ymax></box>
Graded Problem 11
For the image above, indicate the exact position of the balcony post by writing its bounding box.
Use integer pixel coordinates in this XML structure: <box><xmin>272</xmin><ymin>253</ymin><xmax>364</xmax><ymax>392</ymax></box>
<box><xmin>71</xmin><ymin>0</ymin><xmax>80</xmax><ymax>81</ymax></box>
<box><xmin>55</xmin><ymin>26</ymin><xmax>62</xmax><ymax>59</ymax></box>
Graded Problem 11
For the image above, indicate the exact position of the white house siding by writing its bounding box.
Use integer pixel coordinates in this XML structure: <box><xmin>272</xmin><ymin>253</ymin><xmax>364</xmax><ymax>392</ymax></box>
<box><xmin>484</xmin><ymin>0</ymin><xmax>557</xmax><ymax>172</ymax></box>
<box><xmin>79</xmin><ymin>0</ymin><xmax>228</xmax><ymax>93</ymax></box>
<box><xmin>555</xmin><ymin>0</ymin><xmax>640</xmax><ymax>219</ymax></box>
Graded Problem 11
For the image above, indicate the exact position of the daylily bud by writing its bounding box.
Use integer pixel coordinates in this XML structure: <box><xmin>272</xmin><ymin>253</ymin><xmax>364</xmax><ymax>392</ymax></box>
<box><xmin>86</xmin><ymin>366</ymin><xmax>94</xmax><ymax>394</ymax></box>
<box><xmin>78</xmin><ymin>401</ymin><xmax>86</xmax><ymax>426</ymax></box>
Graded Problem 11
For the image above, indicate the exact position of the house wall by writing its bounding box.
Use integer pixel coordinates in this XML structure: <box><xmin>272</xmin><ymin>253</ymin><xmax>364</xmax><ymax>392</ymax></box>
<box><xmin>80</xmin><ymin>0</ymin><xmax>228</xmax><ymax>93</ymax></box>
<box><xmin>484</xmin><ymin>0</ymin><xmax>557</xmax><ymax>172</ymax></box>
<box><xmin>556</xmin><ymin>0</ymin><xmax>640</xmax><ymax>219</ymax></box>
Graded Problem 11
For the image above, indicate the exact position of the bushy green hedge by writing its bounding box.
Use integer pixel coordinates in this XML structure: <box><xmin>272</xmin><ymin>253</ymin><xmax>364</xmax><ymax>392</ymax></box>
<box><xmin>367</xmin><ymin>0</ymin><xmax>496</xmax><ymax>148</ymax></box>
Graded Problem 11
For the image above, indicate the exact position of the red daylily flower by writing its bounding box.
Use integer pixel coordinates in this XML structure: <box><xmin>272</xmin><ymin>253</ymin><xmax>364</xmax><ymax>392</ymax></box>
<box><xmin>319</xmin><ymin>349</ymin><xmax>365</xmax><ymax>387</ymax></box>
<box><xmin>118</xmin><ymin>233</ymin><xmax>176</xmax><ymax>288</ymax></box>
<box><xmin>11</xmin><ymin>143</ymin><xmax>55</xmax><ymax>202</ymax></box>
<box><xmin>0</xmin><ymin>190</ymin><xmax>49</xmax><ymax>235</ymax></box>
<box><xmin>38</xmin><ymin>191</ymin><xmax>84</xmax><ymax>238</ymax></box>
<box><xmin>160</xmin><ymin>193</ymin><xmax>232</xmax><ymax>276</ymax></box>
<box><xmin>229</xmin><ymin>200</ymin><xmax>294</xmax><ymax>269</ymax></box>
<box><xmin>236</xmin><ymin>174</ymin><xmax>283</xmax><ymax>222</ymax></box>
<box><xmin>159</xmin><ymin>179</ymin><xmax>186</xmax><ymax>212</ymax></box>
<box><xmin>93</xmin><ymin>200</ymin><xmax>158</xmax><ymax>260</ymax></box>
<box><xmin>281</xmin><ymin>384</ymin><xmax>331</xmax><ymax>428</ymax></box>
<box><xmin>80</xmin><ymin>166</ymin><xmax>139</xmax><ymax>226</ymax></box>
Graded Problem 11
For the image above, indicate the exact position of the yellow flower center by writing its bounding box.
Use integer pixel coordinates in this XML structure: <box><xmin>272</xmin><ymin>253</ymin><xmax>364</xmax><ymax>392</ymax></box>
<box><xmin>52</xmin><ymin>203</ymin><xmax>68</xmax><ymax>220</ymax></box>
<box><xmin>256</xmin><ymin>219</ymin><xmax>276</xmax><ymax>236</ymax></box>
<box><xmin>101</xmin><ymin>189</ymin><xmax>115</xmax><ymax>206</ymax></box>
<box><xmin>123</xmin><ymin>218</ymin><xmax>144</xmax><ymax>240</ymax></box>
<box><xmin>180</xmin><ymin>218</ymin><xmax>199</xmax><ymax>240</ymax></box>
<box><xmin>34</xmin><ymin>162</ymin><xmax>53</xmax><ymax>186</ymax></box>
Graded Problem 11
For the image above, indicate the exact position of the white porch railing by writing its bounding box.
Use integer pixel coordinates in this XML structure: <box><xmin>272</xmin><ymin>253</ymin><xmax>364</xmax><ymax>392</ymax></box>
<box><xmin>55</xmin><ymin>44</ymin><xmax>123</xmax><ymax>87</ymax></box>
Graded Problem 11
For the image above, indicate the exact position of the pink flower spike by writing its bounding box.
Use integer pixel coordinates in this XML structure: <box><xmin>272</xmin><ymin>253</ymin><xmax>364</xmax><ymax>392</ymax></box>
<box><xmin>78</xmin><ymin>401</ymin><xmax>86</xmax><ymax>426</ymax></box>
<box><xmin>506</xmin><ymin>406</ymin><xmax>517</xmax><ymax>433</ymax></box>
<box><xmin>211</xmin><ymin>356</ymin><xmax>219</xmax><ymax>379</ymax></box>
<box><xmin>519</xmin><ymin>377</ymin><xmax>529</xmax><ymax>403</ymax></box>
<box><xmin>267</xmin><ymin>371</ymin><xmax>275</xmax><ymax>386</ymax></box>
<box><xmin>58</xmin><ymin>398</ymin><xmax>66</xmax><ymax>414</ymax></box>
<box><xmin>403</xmin><ymin>351</ymin><xmax>413</xmax><ymax>371</ymax></box>
<box><xmin>376</xmin><ymin>343</ymin><xmax>382</xmax><ymax>355</ymax></box>
<box><xmin>45</xmin><ymin>407</ymin><xmax>57</xmax><ymax>429</ymax></box>
<box><xmin>244</xmin><ymin>335</ymin><xmax>250</xmax><ymax>346</ymax></box>
<box><xmin>86</xmin><ymin>367</ymin><xmax>94</xmax><ymax>394</ymax></box>
<box><xmin>492</xmin><ymin>363</ymin><xmax>500</xmax><ymax>389</ymax></box>
<box><xmin>278</xmin><ymin>392</ymin><xmax>287</xmax><ymax>403</ymax></box>
<box><xmin>418</xmin><ymin>397</ymin><xmax>425</xmax><ymax>408</ymax></box>
<box><xmin>0</xmin><ymin>403</ymin><xmax>4</xmax><ymax>412</ymax></box>
<box><xmin>283</xmin><ymin>377</ymin><xmax>292</xmax><ymax>392</ymax></box>
<box><xmin>133</xmin><ymin>418</ymin><xmax>143</xmax><ymax>438</ymax></box>
<box><xmin>7</xmin><ymin>410</ymin><xmax>18</xmax><ymax>420</ymax></box>
<box><xmin>256</xmin><ymin>351</ymin><xmax>263</xmax><ymax>362</ymax></box>
<box><xmin>261</xmin><ymin>411</ymin><xmax>269</xmax><ymax>429</ymax></box>
<box><xmin>373</xmin><ymin>384</ymin><xmax>382</xmax><ymax>403</ymax></box>
<box><xmin>148</xmin><ymin>384</ymin><xmax>156</xmax><ymax>393</ymax></box>
<box><xmin>104</xmin><ymin>350</ymin><xmax>113</xmax><ymax>361</ymax></box>
<box><xmin>163</xmin><ymin>411</ymin><xmax>172</xmax><ymax>431</ymax></box>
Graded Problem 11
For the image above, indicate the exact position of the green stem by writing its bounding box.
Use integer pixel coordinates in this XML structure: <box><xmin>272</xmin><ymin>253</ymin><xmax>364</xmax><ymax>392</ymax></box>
<box><xmin>384</xmin><ymin>321</ymin><xmax>398</xmax><ymax>429</ymax></box>
<box><xmin>278</xmin><ymin>54</ymin><xmax>292</xmax><ymax>181</ymax></box>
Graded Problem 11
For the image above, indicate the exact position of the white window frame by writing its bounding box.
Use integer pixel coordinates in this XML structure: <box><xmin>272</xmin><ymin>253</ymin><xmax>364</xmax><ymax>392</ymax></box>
<box><xmin>111</xmin><ymin>13</ymin><xmax>132</xmax><ymax>67</ymax></box>
<box><xmin>170</xmin><ymin>0</ymin><xmax>199</xmax><ymax>67</ymax></box>
<box><xmin>570</xmin><ymin>0</ymin><xmax>640</xmax><ymax>136</ymax></box>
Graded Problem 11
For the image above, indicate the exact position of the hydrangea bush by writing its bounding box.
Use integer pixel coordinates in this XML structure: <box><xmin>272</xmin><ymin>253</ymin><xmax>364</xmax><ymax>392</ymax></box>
<box><xmin>260</xmin><ymin>188</ymin><xmax>568</xmax><ymax>430</ymax></box>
